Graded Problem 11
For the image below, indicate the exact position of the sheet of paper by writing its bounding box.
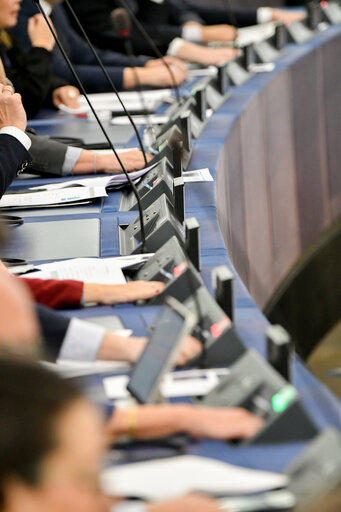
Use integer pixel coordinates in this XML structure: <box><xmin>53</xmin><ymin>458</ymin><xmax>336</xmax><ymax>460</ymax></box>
<box><xmin>183</xmin><ymin>168</ymin><xmax>214</xmax><ymax>182</ymax></box>
<box><xmin>59</xmin><ymin>90</ymin><xmax>172</xmax><ymax>115</ymax></box>
<box><xmin>0</xmin><ymin>186</ymin><xmax>107</xmax><ymax>209</ymax></box>
<box><xmin>103</xmin><ymin>368</ymin><xmax>230</xmax><ymax>400</ymax></box>
<box><xmin>23</xmin><ymin>255</ymin><xmax>153</xmax><ymax>283</ymax></box>
<box><xmin>187</xmin><ymin>66</ymin><xmax>217</xmax><ymax>78</ymax></box>
<box><xmin>111</xmin><ymin>114</ymin><xmax>170</xmax><ymax>126</ymax></box>
<box><xmin>101</xmin><ymin>455</ymin><xmax>288</xmax><ymax>501</ymax></box>
<box><xmin>43</xmin><ymin>353</ymin><xmax>132</xmax><ymax>379</ymax></box>
<box><xmin>29</xmin><ymin>163</ymin><xmax>159</xmax><ymax>192</ymax></box>
<box><xmin>236</xmin><ymin>22</ymin><xmax>276</xmax><ymax>47</ymax></box>
<box><xmin>23</xmin><ymin>257</ymin><xmax>126</xmax><ymax>284</ymax></box>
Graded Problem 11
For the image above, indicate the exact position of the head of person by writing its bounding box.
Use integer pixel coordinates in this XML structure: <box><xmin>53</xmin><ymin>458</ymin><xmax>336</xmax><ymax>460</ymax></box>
<box><xmin>0</xmin><ymin>0</ymin><xmax>21</xmax><ymax>30</ymax></box>
<box><xmin>0</xmin><ymin>358</ymin><xmax>108</xmax><ymax>512</ymax></box>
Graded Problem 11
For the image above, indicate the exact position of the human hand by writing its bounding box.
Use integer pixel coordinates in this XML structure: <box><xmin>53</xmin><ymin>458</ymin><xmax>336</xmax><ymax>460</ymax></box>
<box><xmin>52</xmin><ymin>86</ymin><xmax>80</xmax><ymax>110</ymax></box>
<box><xmin>125</xmin><ymin>64</ymin><xmax>187</xmax><ymax>89</ymax></box>
<box><xmin>97</xmin><ymin>149</ymin><xmax>152</xmax><ymax>174</ymax></box>
<box><xmin>145</xmin><ymin>56</ymin><xmax>187</xmax><ymax>73</ymax></box>
<box><xmin>123</xmin><ymin>334</ymin><xmax>201</xmax><ymax>365</ymax></box>
<box><xmin>180</xmin><ymin>406</ymin><xmax>263</xmax><ymax>440</ymax></box>
<box><xmin>0</xmin><ymin>84</ymin><xmax>27</xmax><ymax>131</ymax></box>
<box><xmin>199</xmin><ymin>24</ymin><xmax>237</xmax><ymax>43</ymax></box>
<box><xmin>28</xmin><ymin>14</ymin><xmax>55</xmax><ymax>51</ymax></box>
<box><xmin>84</xmin><ymin>281</ymin><xmax>165</xmax><ymax>305</ymax></box>
<box><xmin>271</xmin><ymin>8</ymin><xmax>306</xmax><ymax>25</ymax></box>
<box><xmin>196</xmin><ymin>46</ymin><xmax>239</xmax><ymax>66</ymax></box>
<box><xmin>148</xmin><ymin>493</ymin><xmax>221</xmax><ymax>512</ymax></box>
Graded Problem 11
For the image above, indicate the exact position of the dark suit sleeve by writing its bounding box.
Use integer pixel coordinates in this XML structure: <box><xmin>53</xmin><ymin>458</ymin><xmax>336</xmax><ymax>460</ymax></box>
<box><xmin>5</xmin><ymin>42</ymin><xmax>67</xmax><ymax>119</ymax></box>
<box><xmin>27</xmin><ymin>133</ymin><xmax>68</xmax><ymax>177</ymax></box>
<box><xmin>0</xmin><ymin>134</ymin><xmax>31</xmax><ymax>199</ymax></box>
<box><xmin>35</xmin><ymin>303</ymin><xmax>71</xmax><ymax>362</ymax></box>
<box><xmin>183</xmin><ymin>2</ymin><xmax>258</xmax><ymax>27</ymax></box>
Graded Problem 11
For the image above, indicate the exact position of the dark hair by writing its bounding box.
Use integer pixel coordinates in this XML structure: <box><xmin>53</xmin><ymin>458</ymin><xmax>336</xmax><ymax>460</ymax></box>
<box><xmin>0</xmin><ymin>357</ymin><xmax>82</xmax><ymax>508</ymax></box>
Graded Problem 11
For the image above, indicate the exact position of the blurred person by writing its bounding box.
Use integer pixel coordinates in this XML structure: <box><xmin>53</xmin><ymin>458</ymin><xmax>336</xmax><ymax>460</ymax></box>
<box><xmin>0</xmin><ymin>358</ymin><xmax>226</xmax><ymax>512</ymax></box>
<box><xmin>11</xmin><ymin>0</ymin><xmax>187</xmax><ymax>99</ymax></box>
<box><xmin>64</xmin><ymin>0</ymin><xmax>304</xmax><ymax>58</ymax></box>
<box><xmin>15</xmin><ymin>0</ymin><xmax>238</xmax><ymax>71</ymax></box>
<box><xmin>0</xmin><ymin>273</ymin><xmax>262</xmax><ymax>450</ymax></box>
<box><xmin>0</xmin><ymin>0</ymin><xmax>80</xmax><ymax>118</ymax></box>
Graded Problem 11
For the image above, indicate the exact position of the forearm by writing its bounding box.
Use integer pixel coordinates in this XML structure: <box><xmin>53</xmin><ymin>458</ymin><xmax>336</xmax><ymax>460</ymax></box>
<box><xmin>107</xmin><ymin>404</ymin><xmax>192</xmax><ymax>440</ymax></box>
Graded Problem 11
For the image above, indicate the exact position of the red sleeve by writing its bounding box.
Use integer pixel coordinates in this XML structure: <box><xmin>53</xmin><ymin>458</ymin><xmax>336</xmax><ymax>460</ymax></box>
<box><xmin>20</xmin><ymin>278</ymin><xmax>84</xmax><ymax>309</ymax></box>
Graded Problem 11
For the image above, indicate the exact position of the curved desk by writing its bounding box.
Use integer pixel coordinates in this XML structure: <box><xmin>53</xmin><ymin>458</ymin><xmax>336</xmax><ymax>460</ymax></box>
<box><xmin>9</xmin><ymin>23</ymin><xmax>341</xmax><ymax>474</ymax></box>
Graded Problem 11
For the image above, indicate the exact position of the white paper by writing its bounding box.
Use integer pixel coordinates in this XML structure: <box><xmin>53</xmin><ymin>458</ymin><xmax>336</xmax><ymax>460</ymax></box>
<box><xmin>111</xmin><ymin>114</ymin><xmax>170</xmax><ymax>126</ymax></box>
<box><xmin>103</xmin><ymin>368</ymin><xmax>230</xmax><ymax>400</ymax></box>
<box><xmin>0</xmin><ymin>186</ymin><xmax>107</xmax><ymax>209</ymax></box>
<box><xmin>183</xmin><ymin>168</ymin><xmax>214</xmax><ymax>183</ymax></box>
<box><xmin>23</xmin><ymin>255</ymin><xmax>153</xmax><ymax>284</ymax></box>
<box><xmin>101</xmin><ymin>455</ymin><xmax>288</xmax><ymax>501</ymax></box>
<box><xmin>236</xmin><ymin>22</ymin><xmax>276</xmax><ymax>47</ymax></box>
<box><xmin>58</xmin><ymin>90</ymin><xmax>172</xmax><ymax>115</ymax></box>
<box><xmin>29</xmin><ymin>163</ymin><xmax>159</xmax><ymax>192</ymax></box>
<box><xmin>187</xmin><ymin>66</ymin><xmax>218</xmax><ymax>78</ymax></box>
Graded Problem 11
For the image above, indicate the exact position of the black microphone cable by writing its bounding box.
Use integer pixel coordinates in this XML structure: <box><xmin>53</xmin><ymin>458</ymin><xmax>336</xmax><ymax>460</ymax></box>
<box><xmin>118</xmin><ymin>0</ymin><xmax>182</xmax><ymax>104</ymax></box>
<box><xmin>111</xmin><ymin>8</ymin><xmax>157</xmax><ymax>146</ymax></box>
<box><xmin>62</xmin><ymin>0</ymin><xmax>148</xmax><ymax>168</ymax></box>
<box><xmin>32</xmin><ymin>0</ymin><xmax>147</xmax><ymax>251</ymax></box>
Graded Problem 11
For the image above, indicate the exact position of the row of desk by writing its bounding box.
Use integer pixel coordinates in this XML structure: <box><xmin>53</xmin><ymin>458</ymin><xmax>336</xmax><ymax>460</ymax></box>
<box><xmin>7</xmin><ymin>22</ymin><xmax>341</xmax><ymax>475</ymax></box>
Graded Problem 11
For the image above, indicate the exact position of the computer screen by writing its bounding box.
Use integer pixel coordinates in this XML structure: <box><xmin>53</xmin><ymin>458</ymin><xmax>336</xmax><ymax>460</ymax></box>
<box><xmin>127</xmin><ymin>299</ymin><xmax>195</xmax><ymax>404</ymax></box>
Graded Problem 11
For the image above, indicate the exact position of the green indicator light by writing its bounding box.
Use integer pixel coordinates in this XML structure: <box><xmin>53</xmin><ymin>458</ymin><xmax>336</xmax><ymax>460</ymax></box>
<box><xmin>191</xmin><ymin>89</ymin><xmax>197</xmax><ymax>95</ymax></box>
<box><xmin>158</xmin><ymin>139</ymin><xmax>168</xmax><ymax>152</ymax></box>
<box><xmin>271</xmin><ymin>385</ymin><xmax>297</xmax><ymax>413</ymax></box>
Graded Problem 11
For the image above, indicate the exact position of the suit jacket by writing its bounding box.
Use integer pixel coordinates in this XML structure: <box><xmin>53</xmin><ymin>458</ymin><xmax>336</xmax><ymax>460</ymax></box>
<box><xmin>0</xmin><ymin>36</ymin><xmax>67</xmax><ymax>119</ymax></box>
<box><xmin>64</xmin><ymin>0</ymin><xmax>259</xmax><ymax>55</ymax></box>
<box><xmin>0</xmin><ymin>134</ymin><xmax>31</xmax><ymax>199</ymax></box>
<box><xmin>35</xmin><ymin>303</ymin><xmax>70</xmax><ymax>361</ymax></box>
<box><xmin>27</xmin><ymin>132</ymin><xmax>69</xmax><ymax>177</ymax></box>
<box><xmin>11</xmin><ymin>0</ymin><xmax>147</xmax><ymax>92</ymax></box>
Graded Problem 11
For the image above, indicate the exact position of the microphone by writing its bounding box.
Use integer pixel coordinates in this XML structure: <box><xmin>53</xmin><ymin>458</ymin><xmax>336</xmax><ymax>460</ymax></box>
<box><xmin>111</xmin><ymin>8</ymin><xmax>157</xmax><ymax>145</ymax></box>
<box><xmin>62</xmin><ymin>0</ymin><xmax>148</xmax><ymax>168</ymax></box>
<box><xmin>117</xmin><ymin>0</ymin><xmax>182</xmax><ymax>104</ymax></box>
<box><xmin>31</xmin><ymin>0</ymin><xmax>147</xmax><ymax>252</ymax></box>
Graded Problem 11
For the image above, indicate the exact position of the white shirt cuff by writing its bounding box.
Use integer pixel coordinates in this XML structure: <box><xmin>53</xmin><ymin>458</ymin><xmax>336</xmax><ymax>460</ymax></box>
<box><xmin>0</xmin><ymin>127</ymin><xmax>31</xmax><ymax>151</ymax></box>
<box><xmin>167</xmin><ymin>37</ymin><xmax>186</xmax><ymax>57</ymax></box>
<box><xmin>58</xmin><ymin>317</ymin><xmax>105</xmax><ymax>362</ymax></box>
<box><xmin>257</xmin><ymin>7</ymin><xmax>273</xmax><ymax>24</ymax></box>
<box><xmin>40</xmin><ymin>0</ymin><xmax>52</xmax><ymax>16</ymax></box>
<box><xmin>182</xmin><ymin>24</ymin><xmax>202</xmax><ymax>43</ymax></box>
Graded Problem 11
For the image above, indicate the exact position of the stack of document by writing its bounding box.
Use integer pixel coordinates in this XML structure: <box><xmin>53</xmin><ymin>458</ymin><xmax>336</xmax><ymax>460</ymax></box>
<box><xmin>101</xmin><ymin>455</ymin><xmax>288</xmax><ymax>500</ymax></box>
<box><xmin>0</xmin><ymin>186</ymin><xmax>107</xmax><ymax>209</ymax></box>
<box><xmin>59</xmin><ymin>90</ymin><xmax>173</xmax><ymax>115</ymax></box>
<box><xmin>28</xmin><ymin>164</ymin><xmax>158</xmax><ymax>192</ymax></box>
<box><xmin>22</xmin><ymin>255</ymin><xmax>153</xmax><ymax>284</ymax></box>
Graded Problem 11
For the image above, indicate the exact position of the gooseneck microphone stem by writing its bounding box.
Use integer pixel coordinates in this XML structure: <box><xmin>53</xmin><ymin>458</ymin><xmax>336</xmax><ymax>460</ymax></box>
<box><xmin>118</xmin><ymin>0</ymin><xmax>181</xmax><ymax>103</ymax></box>
<box><xmin>111</xmin><ymin>9</ymin><xmax>156</xmax><ymax>144</ymax></box>
<box><xmin>63</xmin><ymin>0</ymin><xmax>148</xmax><ymax>168</ymax></box>
<box><xmin>32</xmin><ymin>0</ymin><xmax>147</xmax><ymax>251</ymax></box>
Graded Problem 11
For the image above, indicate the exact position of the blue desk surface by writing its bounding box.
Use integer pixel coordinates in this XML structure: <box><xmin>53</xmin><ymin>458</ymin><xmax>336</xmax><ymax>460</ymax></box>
<box><xmin>13</xmin><ymin>24</ymin><xmax>341</xmax><ymax>474</ymax></box>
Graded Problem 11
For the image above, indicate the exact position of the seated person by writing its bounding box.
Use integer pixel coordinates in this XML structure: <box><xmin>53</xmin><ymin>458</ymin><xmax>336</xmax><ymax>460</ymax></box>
<box><xmin>0</xmin><ymin>264</ymin><xmax>262</xmax><ymax>449</ymax></box>
<box><xmin>0</xmin><ymin>358</ymin><xmax>225</xmax><ymax>512</ymax></box>
<box><xmin>15</xmin><ymin>0</ymin><xmax>238</xmax><ymax>71</ymax></box>
<box><xmin>64</xmin><ymin>0</ymin><xmax>304</xmax><ymax>59</ymax></box>
<box><xmin>0</xmin><ymin>0</ymin><xmax>79</xmax><ymax>118</ymax></box>
<box><xmin>11</xmin><ymin>0</ymin><xmax>187</xmax><ymax>105</ymax></box>
<box><xmin>0</xmin><ymin>81</ymin><xmax>148</xmax><ymax>194</ymax></box>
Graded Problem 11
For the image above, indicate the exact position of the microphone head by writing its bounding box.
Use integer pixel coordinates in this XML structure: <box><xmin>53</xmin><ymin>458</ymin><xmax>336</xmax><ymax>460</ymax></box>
<box><xmin>111</xmin><ymin>8</ymin><xmax>131</xmax><ymax>38</ymax></box>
